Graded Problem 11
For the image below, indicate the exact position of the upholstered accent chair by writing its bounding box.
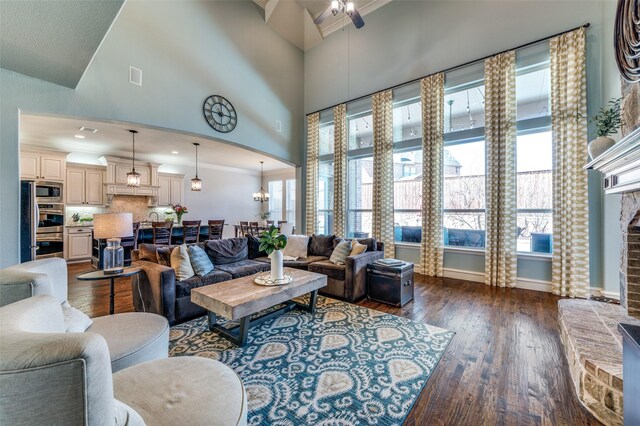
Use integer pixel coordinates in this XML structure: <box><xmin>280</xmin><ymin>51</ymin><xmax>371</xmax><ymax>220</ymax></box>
<box><xmin>0</xmin><ymin>295</ymin><xmax>247</xmax><ymax>425</ymax></box>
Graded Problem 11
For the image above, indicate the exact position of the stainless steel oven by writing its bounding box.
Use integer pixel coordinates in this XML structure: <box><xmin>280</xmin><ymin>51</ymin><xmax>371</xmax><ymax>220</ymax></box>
<box><xmin>37</xmin><ymin>203</ymin><xmax>65</xmax><ymax>233</ymax></box>
<box><xmin>35</xmin><ymin>181</ymin><xmax>63</xmax><ymax>203</ymax></box>
<box><xmin>35</xmin><ymin>232</ymin><xmax>64</xmax><ymax>259</ymax></box>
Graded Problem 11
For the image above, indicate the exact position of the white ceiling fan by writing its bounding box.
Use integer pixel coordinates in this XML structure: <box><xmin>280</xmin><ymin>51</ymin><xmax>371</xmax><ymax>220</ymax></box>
<box><xmin>314</xmin><ymin>0</ymin><xmax>365</xmax><ymax>29</ymax></box>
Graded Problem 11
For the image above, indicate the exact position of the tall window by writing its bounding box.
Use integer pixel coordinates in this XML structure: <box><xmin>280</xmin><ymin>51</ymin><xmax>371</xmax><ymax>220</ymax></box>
<box><xmin>268</xmin><ymin>180</ymin><xmax>283</xmax><ymax>222</ymax></box>
<box><xmin>318</xmin><ymin>113</ymin><xmax>334</xmax><ymax>235</ymax></box>
<box><xmin>286</xmin><ymin>179</ymin><xmax>296</xmax><ymax>223</ymax></box>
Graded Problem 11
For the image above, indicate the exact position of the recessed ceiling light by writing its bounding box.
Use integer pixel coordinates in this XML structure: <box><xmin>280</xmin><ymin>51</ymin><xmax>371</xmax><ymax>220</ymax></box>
<box><xmin>171</xmin><ymin>151</ymin><xmax>179</xmax><ymax>154</ymax></box>
<box><xmin>79</xmin><ymin>126</ymin><xmax>98</xmax><ymax>133</ymax></box>
<box><xmin>74</xmin><ymin>134</ymin><xmax>85</xmax><ymax>139</ymax></box>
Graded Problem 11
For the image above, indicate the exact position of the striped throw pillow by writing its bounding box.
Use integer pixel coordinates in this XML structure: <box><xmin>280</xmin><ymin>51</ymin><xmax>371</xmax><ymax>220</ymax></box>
<box><xmin>330</xmin><ymin>239</ymin><xmax>352</xmax><ymax>265</ymax></box>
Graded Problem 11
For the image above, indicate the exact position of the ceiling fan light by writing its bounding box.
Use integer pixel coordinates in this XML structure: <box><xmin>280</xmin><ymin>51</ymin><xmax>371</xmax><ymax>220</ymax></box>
<box><xmin>331</xmin><ymin>0</ymin><xmax>340</xmax><ymax>14</ymax></box>
<box><xmin>346</xmin><ymin>1</ymin><xmax>354</xmax><ymax>15</ymax></box>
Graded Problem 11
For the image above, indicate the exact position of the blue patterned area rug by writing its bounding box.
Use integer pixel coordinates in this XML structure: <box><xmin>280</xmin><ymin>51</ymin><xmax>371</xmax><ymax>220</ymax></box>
<box><xmin>169</xmin><ymin>297</ymin><xmax>454</xmax><ymax>426</ymax></box>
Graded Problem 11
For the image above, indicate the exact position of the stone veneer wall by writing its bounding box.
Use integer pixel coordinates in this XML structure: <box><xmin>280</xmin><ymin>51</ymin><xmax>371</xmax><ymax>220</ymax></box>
<box><xmin>65</xmin><ymin>196</ymin><xmax>168</xmax><ymax>225</ymax></box>
<box><xmin>619</xmin><ymin>79</ymin><xmax>640</xmax><ymax>318</ymax></box>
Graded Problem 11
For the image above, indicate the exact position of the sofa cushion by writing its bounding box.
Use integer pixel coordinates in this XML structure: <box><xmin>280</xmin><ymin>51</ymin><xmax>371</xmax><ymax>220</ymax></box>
<box><xmin>308</xmin><ymin>234</ymin><xmax>336</xmax><ymax>257</ymax></box>
<box><xmin>330</xmin><ymin>240</ymin><xmax>352</xmax><ymax>265</ymax></box>
<box><xmin>216</xmin><ymin>260</ymin><xmax>270</xmax><ymax>279</ymax></box>
<box><xmin>171</xmin><ymin>245</ymin><xmax>195</xmax><ymax>281</ymax></box>
<box><xmin>156</xmin><ymin>246</ymin><xmax>172</xmax><ymax>267</ymax></box>
<box><xmin>282</xmin><ymin>235</ymin><xmax>309</xmax><ymax>260</ymax></box>
<box><xmin>334</xmin><ymin>237</ymin><xmax>377</xmax><ymax>252</ymax></box>
<box><xmin>254</xmin><ymin>255</ymin><xmax>328</xmax><ymax>268</ymax></box>
<box><xmin>350</xmin><ymin>239</ymin><xmax>367</xmax><ymax>256</ymax></box>
<box><xmin>61</xmin><ymin>302</ymin><xmax>93</xmax><ymax>332</ymax></box>
<box><xmin>246</xmin><ymin>234</ymin><xmax>267</xmax><ymax>259</ymax></box>
<box><xmin>309</xmin><ymin>260</ymin><xmax>346</xmax><ymax>281</ymax></box>
<box><xmin>175</xmin><ymin>270</ymin><xmax>233</xmax><ymax>298</ymax></box>
<box><xmin>188</xmin><ymin>245</ymin><xmax>214</xmax><ymax>276</ymax></box>
<box><xmin>139</xmin><ymin>244</ymin><xmax>162</xmax><ymax>262</ymax></box>
<box><xmin>204</xmin><ymin>238</ymin><xmax>248</xmax><ymax>265</ymax></box>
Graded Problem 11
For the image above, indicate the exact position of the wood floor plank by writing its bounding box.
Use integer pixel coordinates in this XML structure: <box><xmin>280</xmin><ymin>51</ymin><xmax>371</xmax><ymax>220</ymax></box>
<box><xmin>67</xmin><ymin>262</ymin><xmax>601</xmax><ymax>425</ymax></box>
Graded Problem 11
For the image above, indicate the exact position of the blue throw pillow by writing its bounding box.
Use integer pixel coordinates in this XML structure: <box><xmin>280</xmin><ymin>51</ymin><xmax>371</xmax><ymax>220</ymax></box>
<box><xmin>330</xmin><ymin>239</ymin><xmax>352</xmax><ymax>265</ymax></box>
<box><xmin>188</xmin><ymin>245</ymin><xmax>214</xmax><ymax>276</ymax></box>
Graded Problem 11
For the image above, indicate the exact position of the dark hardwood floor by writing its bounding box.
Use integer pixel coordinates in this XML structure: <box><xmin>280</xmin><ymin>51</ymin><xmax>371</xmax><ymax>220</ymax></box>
<box><xmin>67</xmin><ymin>261</ymin><xmax>600</xmax><ymax>425</ymax></box>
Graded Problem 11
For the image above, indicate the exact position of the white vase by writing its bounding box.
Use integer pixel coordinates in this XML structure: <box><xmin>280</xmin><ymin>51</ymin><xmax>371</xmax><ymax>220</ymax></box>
<box><xmin>270</xmin><ymin>249</ymin><xmax>284</xmax><ymax>281</ymax></box>
<box><xmin>588</xmin><ymin>136</ymin><xmax>616</xmax><ymax>160</ymax></box>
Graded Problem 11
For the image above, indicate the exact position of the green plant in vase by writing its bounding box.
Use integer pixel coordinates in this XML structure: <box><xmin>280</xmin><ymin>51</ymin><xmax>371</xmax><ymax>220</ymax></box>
<box><xmin>171</xmin><ymin>204</ymin><xmax>188</xmax><ymax>224</ymax></box>
<box><xmin>258</xmin><ymin>225</ymin><xmax>287</xmax><ymax>281</ymax></box>
<box><xmin>164</xmin><ymin>210</ymin><xmax>174</xmax><ymax>222</ymax></box>
<box><xmin>583</xmin><ymin>97</ymin><xmax>623</xmax><ymax>160</ymax></box>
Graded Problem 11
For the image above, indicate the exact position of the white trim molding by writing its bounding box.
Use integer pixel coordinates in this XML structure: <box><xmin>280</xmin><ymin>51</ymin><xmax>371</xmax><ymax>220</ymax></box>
<box><xmin>439</xmin><ymin>267</ymin><xmax>554</xmax><ymax>293</ymax></box>
<box><xmin>590</xmin><ymin>287</ymin><xmax>621</xmax><ymax>300</ymax></box>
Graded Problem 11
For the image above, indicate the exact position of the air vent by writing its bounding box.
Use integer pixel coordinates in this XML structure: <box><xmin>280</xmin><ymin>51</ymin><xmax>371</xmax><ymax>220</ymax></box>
<box><xmin>129</xmin><ymin>66</ymin><xmax>142</xmax><ymax>86</ymax></box>
<box><xmin>79</xmin><ymin>126</ymin><xmax>98</xmax><ymax>133</ymax></box>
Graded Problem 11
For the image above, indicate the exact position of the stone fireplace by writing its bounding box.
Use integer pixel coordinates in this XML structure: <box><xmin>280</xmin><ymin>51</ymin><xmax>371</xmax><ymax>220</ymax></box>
<box><xmin>621</xmin><ymin>198</ymin><xmax>640</xmax><ymax>319</ymax></box>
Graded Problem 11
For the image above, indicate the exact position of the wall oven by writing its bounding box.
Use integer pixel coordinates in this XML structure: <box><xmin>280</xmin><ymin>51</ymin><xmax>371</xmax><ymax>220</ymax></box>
<box><xmin>35</xmin><ymin>181</ymin><xmax>63</xmax><ymax>203</ymax></box>
<box><xmin>35</xmin><ymin>232</ymin><xmax>64</xmax><ymax>259</ymax></box>
<box><xmin>20</xmin><ymin>181</ymin><xmax>66</xmax><ymax>262</ymax></box>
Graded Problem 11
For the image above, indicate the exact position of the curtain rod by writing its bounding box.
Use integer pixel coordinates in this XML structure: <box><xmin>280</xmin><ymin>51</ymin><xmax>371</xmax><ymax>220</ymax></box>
<box><xmin>307</xmin><ymin>22</ymin><xmax>590</xmax><ymax>116</ymax></box>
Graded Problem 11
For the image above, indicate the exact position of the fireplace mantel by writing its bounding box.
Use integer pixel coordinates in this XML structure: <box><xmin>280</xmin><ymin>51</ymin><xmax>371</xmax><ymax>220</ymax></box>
<box><xmin>586</xmin><ymin>127</ymin><xmax>640</xmax><ymax>194</ymax></box>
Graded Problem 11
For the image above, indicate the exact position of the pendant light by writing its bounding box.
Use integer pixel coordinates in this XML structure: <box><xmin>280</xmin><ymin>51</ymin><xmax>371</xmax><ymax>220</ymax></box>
<box><xmin>252</xmin><ymin>161</ymin><xmax>270</xmax><ymax>203</ymax></box>
<box><xmin>191</xmin><ymin>142</ymin><xmax>202</xmax><ymax>191</ymax></box>
<box><xmin>126</xmin><ymin>130</ymin><xmax>141</xmax><ymax>187</ymax></box>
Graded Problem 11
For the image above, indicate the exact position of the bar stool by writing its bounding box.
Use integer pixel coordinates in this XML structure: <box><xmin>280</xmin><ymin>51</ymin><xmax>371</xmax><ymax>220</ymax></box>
<box><xmin>177</xmin><ymin>220</ymin><xmax>201</xmax><ymax>245</ymax></box>
<box><xmin>152</xmin><ymin>222</ymin><xmax>173</xmax><ymax>245</ymax></box>
<box><xmin>207</xmin><ymin>220</ymin><xmax>225</xmax><ymax>240</ymax></box>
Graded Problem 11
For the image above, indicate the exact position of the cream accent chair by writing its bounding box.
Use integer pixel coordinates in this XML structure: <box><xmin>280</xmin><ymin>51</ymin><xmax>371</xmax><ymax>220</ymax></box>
<box><xmin>0</xmin><ymin>258</ymin><xmax>168</xmax><ymax>372</ymax></box>
<box><xmin>0</xmin><ymin>295</ymin><xmax>248</xmax><ymax>425</ymax></box>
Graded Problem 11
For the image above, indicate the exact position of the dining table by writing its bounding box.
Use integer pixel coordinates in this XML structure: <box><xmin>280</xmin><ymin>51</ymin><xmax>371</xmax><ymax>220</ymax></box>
<box><xmin>233</xmin><ymin>224</ymin><xmax>272</xmax><ymax>238</ymax></box>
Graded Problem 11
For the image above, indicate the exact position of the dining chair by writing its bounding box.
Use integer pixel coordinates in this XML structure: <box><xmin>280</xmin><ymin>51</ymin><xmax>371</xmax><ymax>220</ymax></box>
<box><xmin>179</xmin><ymin>220</ymin><xmax>201</xmax><ymax>245</ymax></box>
<box><xmin>207</xmin><ymin>219</ymin><xmax>225</xmax><ymax>240</ymax></box>
<box><xmin>121</xmin><ymin>222</ymin><xmax>141</xmax><ymax>252</ymax></box>
<box><xmin>266</xmin><ymin>220</ymin><xmax>275</xmax><ymax>227</ymax></box>
<box><xmin>249</xmin><ymin>221</ymin><xmax>260</xmax><ymax>236</ymax></box>
<box><xmin>152</xmin><ymin>222</ymin><xmax>173</xmax><ymax>245</ymax></box>
<box><xmin>239</xmin><ymin>221</ymin><xmax>249</xmax><ymax>237</ymax></box>
<box><xmin>277</xmin><ymin>220</ymin><xmax>288</xmax><ymax>225</ymax></box>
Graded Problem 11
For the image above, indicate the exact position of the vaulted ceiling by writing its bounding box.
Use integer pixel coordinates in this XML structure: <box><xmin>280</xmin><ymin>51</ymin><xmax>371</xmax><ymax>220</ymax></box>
<box><xmin>253</xmin><ymin>0</ymin><xmax>391</xmax><ymax>51</ymax></box>
<box><xmin>0</xmin><ymin>0</ymin><xmax>124</xmax><ymax>88</ymax></box>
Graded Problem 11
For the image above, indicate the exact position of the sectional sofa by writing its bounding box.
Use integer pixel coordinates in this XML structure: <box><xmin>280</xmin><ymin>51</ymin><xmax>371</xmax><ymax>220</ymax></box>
<box><xmin>132</xmin><ymin>236</ymin><xmax>384</xmax><ymax>325</ymax></box>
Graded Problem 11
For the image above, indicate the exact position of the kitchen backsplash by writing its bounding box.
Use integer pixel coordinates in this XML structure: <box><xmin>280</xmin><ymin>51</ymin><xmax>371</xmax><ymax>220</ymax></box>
<box><xmin>66</xmin><ymin>196</ymin><xmax>168</xmax><ymax>225</ymax></box>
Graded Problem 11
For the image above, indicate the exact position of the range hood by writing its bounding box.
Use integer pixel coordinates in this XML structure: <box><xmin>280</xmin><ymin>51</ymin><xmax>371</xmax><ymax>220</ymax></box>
<box><xmin>586</xmin><ymin>127</ymin><xmax>640</xmax><ymax>194</ymax></box>
<box><xmin>101</xmin><ymin>156</ymin><xmax>160</xmax><ymax>206</ymax></box>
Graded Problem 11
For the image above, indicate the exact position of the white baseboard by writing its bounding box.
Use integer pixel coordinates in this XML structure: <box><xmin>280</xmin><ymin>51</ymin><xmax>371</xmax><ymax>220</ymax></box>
<box><xmin>439</xmin><ymin>267</ymin><xmax>553</xmax><ymax>293</ymax></box>
<box><xmin>589</xmin><ymin>287</ymin><xmax>621</xmax><ymax>300</ymax></box>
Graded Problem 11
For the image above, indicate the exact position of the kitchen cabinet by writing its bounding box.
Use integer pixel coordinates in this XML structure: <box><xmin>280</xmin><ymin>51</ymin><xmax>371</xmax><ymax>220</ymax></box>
<box><xmin>20</xmin><ymin>152</ymin><xmax>66</xmax><ymax>181</ymax></box>
<box><xmin>67</xmin><ymin>227</ymin><xmax>93</xmax><ymax>261</ymax></box>
<box><xmin>66</xmin><ymin>165</ymin><xmax>104</xmax><ymax>205</ymax></box>
<box><xmin>158</xmin><ymin>173</ymin><xmax>184</xmax><ymax>206</ymax></box>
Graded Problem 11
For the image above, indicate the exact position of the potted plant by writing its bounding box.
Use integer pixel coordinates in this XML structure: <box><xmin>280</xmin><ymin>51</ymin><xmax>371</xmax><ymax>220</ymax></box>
<box><xmin>586</xmin><ymin>98</ymin><xmax>623</xmax><ymax>160</ymax></box>
<box><xmin>258</xmin><ymin>210</ymin><xmax>271</xmax><ymax>226</ymax></box>
<box><xmin>164</xmin><ymin>210</ymin><xmax>174</xmax><ymax>222</ymax></box>
<box><xmin>258</xmin><ymin>225</ymin><xmax>287</xmax><ymax>281</ymax></box>
<box><xmin>171</xmin><ymin>204</ymin><xmax>188</xmax><ymax>224</ymax></box>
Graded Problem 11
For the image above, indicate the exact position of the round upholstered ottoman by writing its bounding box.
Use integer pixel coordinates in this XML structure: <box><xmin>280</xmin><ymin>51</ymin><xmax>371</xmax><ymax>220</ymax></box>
<box><xmin>113</xmin><ymin>357</ymin><xmax>247</xmax><ymax>426</ymax></box>
<box><xmin>86</xmin><ymin>312</ymin><xmax>169</xmax><ymax>372</ymax></box>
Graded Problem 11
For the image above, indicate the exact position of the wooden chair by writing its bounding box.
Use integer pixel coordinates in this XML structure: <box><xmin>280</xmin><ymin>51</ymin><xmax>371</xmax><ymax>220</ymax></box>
<box><xmin>179</xmin><ymin>220</ymin><xmax>201</xmax><ymax>245</ymax></box>
<box><xmin>122</xmin><ymin>222</ymin><xmax>141</xmax><ymax>251</ymax></box>
<box><xmin>249</xmin><ymin>221</ymin><xmax>260</xmax><ymax>236</ymax></box>
<box><xmin>239</xmin><ymin>221</ymin><xmax>249</xmax><ymax>237</ymax></box>
<box><xmin>266</xmin><ymin>220</ymin><xmax>275</xmax><ymax>227</ymax></box>
<box><xmin>207</xmin><ymin>220</ymin><xmax>225</xmax><ymax>240</ymax></box>
<box><xmin>277</xmin><ymin>221</ymin><xmax>288</xmax><ymax>226</ymax></box>
<box><xmin>152</xmin><ymin>222</ymin><xmax>173</xmax><ymax>245</ymax></box>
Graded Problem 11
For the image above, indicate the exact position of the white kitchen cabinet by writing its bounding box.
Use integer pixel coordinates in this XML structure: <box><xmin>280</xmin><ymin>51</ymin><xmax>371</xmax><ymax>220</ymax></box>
<box><xmin>67</xmin><ymin>228</ymin><xmax>93</xmax><ymax>261</ymax></box>
<box><xmin>66</xmin><ymin>165</ymin><xmax>104</xmax><ymax>205</ymax></box>
<box><xmin>115</xmin><ymin>165</ymin><xmax>150</xmax><ymax>185</ymax></box>
<box><xmin>157</xmin><ymin>173</ymin><xmax>184</xmax><ymax>206</ymax></box>
<box><xmin>20</xmin><ymin>152</ymin><xmax>66</xmax><ymax>181</ymax></box>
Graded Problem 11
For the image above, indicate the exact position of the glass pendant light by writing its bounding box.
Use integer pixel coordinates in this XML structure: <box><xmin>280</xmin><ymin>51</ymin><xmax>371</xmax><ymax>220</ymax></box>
<box><xmin>252</xmin><ymin>161</ymin><xmax>270</xmax><ymax>203</ymax></box>
<box><xmin>126</xmin><ymin>130</ymin><xmax>141</xmax><ymax>187</ymax></box>
<box><xmin>191</xmin><ymin>142</ymin><xmax>202</xmax><ymax>191</ymax></box>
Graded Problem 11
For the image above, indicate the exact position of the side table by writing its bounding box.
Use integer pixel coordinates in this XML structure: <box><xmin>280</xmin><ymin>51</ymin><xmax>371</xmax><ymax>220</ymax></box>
<box><xmin>76</xmin><ymin>267</ymin><xmax>142</xmax><ymax>315</ymax></box>
<box><xmin>367</xmin><ymin>261</ymin><xmax>414</xmax><ymax>307</ymax></box>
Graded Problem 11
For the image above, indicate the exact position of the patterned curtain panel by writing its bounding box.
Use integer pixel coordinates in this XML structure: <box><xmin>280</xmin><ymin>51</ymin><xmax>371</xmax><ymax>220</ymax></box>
<box><xmin>484</xmin><ymin>51</ymin><xmax>517</xmax><ymax>287</ymax></box>
<box><xmin>305</xmin><ymin>113</ymin><xmax>320</xmax><ymax>236</ymax></box>
<box><xmin>550</xmin><ymin>28</ymin><xmax>589</xmax><ymax>298</ymax></box>
<box><xmin>420</xmin><ymin>73</ymin><xmax>445</xmax><ymax>276</ymax></box>
<box><xmin>371</xmin><ymin>90</ymin><xmax>395</xmax><ymax>258</ymax></box>
<box><xmin>333</xmin><ymin>104</ymin><xmax>348</xmax><ymax>238</ymax></box>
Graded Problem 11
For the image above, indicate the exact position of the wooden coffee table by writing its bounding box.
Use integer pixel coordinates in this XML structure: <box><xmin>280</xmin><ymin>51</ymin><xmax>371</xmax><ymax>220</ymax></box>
<box><xmin>191</xmin><ymin>267</ymin><xmax>327</xmax><ymax>347</ymax></box>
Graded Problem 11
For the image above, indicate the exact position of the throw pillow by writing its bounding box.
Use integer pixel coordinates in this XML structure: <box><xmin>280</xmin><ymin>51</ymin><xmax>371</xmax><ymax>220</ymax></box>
<box><xmin>246</xmin><ymin>234</ymin><xmax>267</xmax><ymax>259</ymax></box>
<box><xmin>61</xmin><ymin>301</ymin><xmax>93</xmax><ymax>332</ymax></box>
<box><xmin>138</xmin><ymin>244</ymin><xmax>159</xmax><ymax>262</ymax></box>
<box><xmin>171</xmin><ymin>244</ymin><xmax>195</xmax><ymax>281</ymax></box>
<box><xmin>188</xmin><ymin>245</ymin><xmax>214</xmax><ymax>276</ymax></box>
<box><xmin>330</xmin><ymin>239</ymin><xmax>352</xmax><ymax>265</ymax></box>
<box><xmin>309</xmin><ymin>234</ymin><xmax>336</xmax><ymax>257</ymax></box>
<box><xmin>156</xmin><ymin>246</ymin><xmax>172</xmax><ymax>267</ymax></box>
<box><xmin>350</xmin><ymin>239</ymin><xmax>367</xmax><ymax>256</ymax></box>
<box><xmin>282</xmin><ymin>235</ymin><xmax>310</xmax><ymax>260</ymax></box>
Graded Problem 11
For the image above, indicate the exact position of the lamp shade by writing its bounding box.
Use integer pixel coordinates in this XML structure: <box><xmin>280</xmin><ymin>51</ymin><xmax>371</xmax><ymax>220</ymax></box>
<box><xmin>93</xmin><ymin>213</ymin><xmax>134</xmax><ymax>239</ymax></box>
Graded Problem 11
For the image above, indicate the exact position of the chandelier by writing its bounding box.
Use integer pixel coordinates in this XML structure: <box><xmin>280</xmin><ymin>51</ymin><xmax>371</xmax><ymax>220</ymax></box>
<box><xmin>191</xmin><ymin>142</ymin><xmax>202</xmax><ymax>191</ymax></box>
<box><xmin>252</xmin><ymin>161</ymin><xmax>270</xmax><ymax>203</ymax></box>
<box><xmin>126</xmin><ymin>130</ymin><xmax>141</xmax><ymax>187</ymax></box>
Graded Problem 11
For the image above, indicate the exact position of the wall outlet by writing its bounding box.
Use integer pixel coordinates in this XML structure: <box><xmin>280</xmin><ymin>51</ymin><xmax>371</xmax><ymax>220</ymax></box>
<box><xmin>275</xmin><ymin>120</ymin><xmax>282</xmax><ymax>132</ymax></box>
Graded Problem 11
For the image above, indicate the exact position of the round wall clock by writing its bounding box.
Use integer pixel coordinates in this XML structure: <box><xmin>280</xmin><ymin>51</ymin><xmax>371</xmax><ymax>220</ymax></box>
<box><xmin>203</xmin><ymin>95</ymin><xmax>237</xmax><ymax>133</ymax></box>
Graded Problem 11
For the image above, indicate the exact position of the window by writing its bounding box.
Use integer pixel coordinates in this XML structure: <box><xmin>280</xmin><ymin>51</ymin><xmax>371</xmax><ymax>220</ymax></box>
<box><xmin>267</xmin><ymin>176</ymin><xmax>296</xmax><ymax>224</ymax></box>
<box><xmin>318</xmin><ymin>113</ymin><xmax>335</xmax><ymax>234</ymax></box>
<box><xmin>268</xmin><ymin>180</ymin><xmax>283</xmax><ymax>222</ymax></box>
<box><xmin>347</xmin><ymin>156</ymin><xmax>373</xmax><ymax>238</ymax></box>
<box><xmin>286</xmin><ymin>179</ymin><xmax>296</xmax><ymax>223</ymax></box>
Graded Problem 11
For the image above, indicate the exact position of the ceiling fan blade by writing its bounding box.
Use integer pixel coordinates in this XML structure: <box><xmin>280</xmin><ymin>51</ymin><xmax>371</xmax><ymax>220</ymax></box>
<box><xmin>314</xmin><ymin>6</ymin><xmax>333</xmax><ymax>25</ymax></box>
<box><xmin>349</xmin><ymin>8</ymin><xmax>365</xmax><ymax>29</ymax></box>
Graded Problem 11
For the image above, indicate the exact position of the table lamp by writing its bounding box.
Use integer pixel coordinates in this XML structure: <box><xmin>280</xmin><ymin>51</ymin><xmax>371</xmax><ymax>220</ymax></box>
<box><xmin>93</xmin><ymin>213</ymin><xmax>134</xmax><ymax>274</ymax></box>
